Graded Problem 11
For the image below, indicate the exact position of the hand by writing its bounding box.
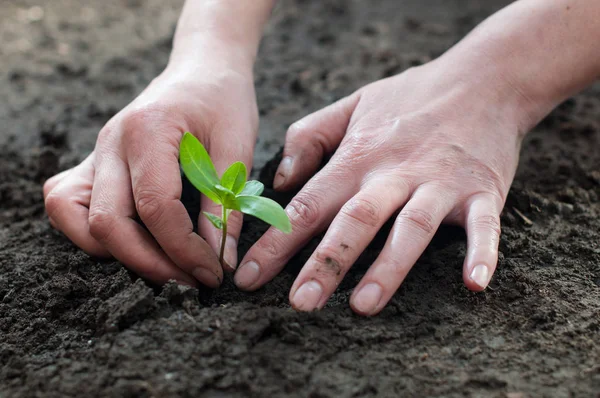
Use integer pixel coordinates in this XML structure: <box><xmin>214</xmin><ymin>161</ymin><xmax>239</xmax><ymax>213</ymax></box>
<box><xmin>235</xmin><ymin>59</ymin><xmax>528</xmax><ymax>315</ymax></box>
<box><xmin>43</xmin><ymin>46</ymin><xmax>258</xmax><ymax>287</ymax></box>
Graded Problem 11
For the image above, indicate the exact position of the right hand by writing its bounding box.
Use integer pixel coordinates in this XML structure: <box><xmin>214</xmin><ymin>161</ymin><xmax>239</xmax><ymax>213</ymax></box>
<box><xmin>43</xmin><ymin>44</ymin><xmax>258</xmax><ymax>287</ymax></box>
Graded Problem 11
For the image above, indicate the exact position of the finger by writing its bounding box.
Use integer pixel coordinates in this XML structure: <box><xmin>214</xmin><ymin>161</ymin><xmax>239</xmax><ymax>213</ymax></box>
<box><xmin>126</xmin><ymin>129</ymin><xmax>222</xmax><ymax>287</ymax></box>
<box><xmin>43</xmin><ymin>168</ymin><xmax>73</xmax><ymax>199</ymax></box>
<box><xmin>200</xmin><ymin>136</ymin><xmax>254</xmax><ymax>272</ymax></box>
<box><xmin>350</xmin><ymin>186</ymin><xmax>455</xmax><ymax>316</ymax></box>
<box><xmin>89</xmin><ymin>152</ymin><xmax>198</xmax><ymax>286</ymax></box>
<box><xmin>288</xmin><ymin>177</ymin><xmax>411</xmax><ymax>311</ymax></box>
<box><xmin>235</xmin><ymin>164</ymin><xmax>359</xmax><ymax>291</ymax></box>
<box><xmin>44</xmin><ymin>154</ymin><xmax>109</xmax><ymax>257</ymax></box>
<box><xmin>462</xmin><ymin>193</ymin><xmax>502</xmax><ymax>291</ymax></box>
<box><xmin>273</xmin><ymin>93</ymin><xmax>361</xmax><ymax>191</ymax></box>
<box><xmin>44</xmin><ymin>168</ymin><xmax>72</xmax><ymax>228</ymax></box>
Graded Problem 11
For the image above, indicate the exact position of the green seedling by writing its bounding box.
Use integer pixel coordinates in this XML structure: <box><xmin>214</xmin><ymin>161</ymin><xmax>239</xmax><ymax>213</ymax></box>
<box><xmin>179</xmin><ymin>132</ymin><xmax>292</xmax><ymax>266</ymax></box>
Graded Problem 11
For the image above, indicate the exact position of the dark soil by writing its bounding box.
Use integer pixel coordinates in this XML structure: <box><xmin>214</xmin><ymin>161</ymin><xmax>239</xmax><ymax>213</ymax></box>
<box><xmin>1</xmin><ymin>1</ymin><xmax>599</xmax><ymax>397</ymax></box>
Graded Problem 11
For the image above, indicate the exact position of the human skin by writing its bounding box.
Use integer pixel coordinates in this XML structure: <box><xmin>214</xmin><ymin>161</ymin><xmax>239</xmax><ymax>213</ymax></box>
<box><xmin>44</xmin><ymin>0</ymin><xmax>600</xmax><ymax>315</ymax></box>
<box><xmin>43</xmin><ymin>0</ymin><xmax>277</xmax><ymax>287</ymax></box>
<box><xmin>234</xmin><ymin>0</ymin><xmax>600</xmax><ymax>315</ymax></box>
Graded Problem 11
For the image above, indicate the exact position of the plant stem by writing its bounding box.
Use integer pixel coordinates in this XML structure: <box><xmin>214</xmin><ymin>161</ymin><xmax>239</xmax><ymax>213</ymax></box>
<box><xmin>219</xmin><ymin>206</ymin><xmax>228</xmax><ymax>266</ymax></box>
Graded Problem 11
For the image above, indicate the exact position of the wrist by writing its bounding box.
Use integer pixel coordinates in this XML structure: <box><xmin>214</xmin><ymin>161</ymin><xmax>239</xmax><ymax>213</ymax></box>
<box><xmin>425</xmin><ymin>49</ymin><xmax>538</xmax><ymax>141</ymax></box>
<box><xmin>434</xmin><ymin>50</ymin><xmax>541</xmax><ymax>139</ymax></box>
<box><xmin>170</xmin><ymin>0</ymin><xmax>276</xmax><ymax>71</ymax></box>
<box><xmin>436</xmin><ymin>0</ymin><xmax>600</xmax><ymax>136</ymax></box>
<box><xmin>169</xmin><ymin>34</ymin><xmax>256</xmax><ymax>76</ymax></box>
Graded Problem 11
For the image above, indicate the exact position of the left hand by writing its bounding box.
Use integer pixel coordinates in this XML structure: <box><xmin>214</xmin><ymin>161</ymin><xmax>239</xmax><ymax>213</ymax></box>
<box><xmin>234</xmin><ymin>58</ymin><xmax>529</xmax><ymax>315</ymax></box>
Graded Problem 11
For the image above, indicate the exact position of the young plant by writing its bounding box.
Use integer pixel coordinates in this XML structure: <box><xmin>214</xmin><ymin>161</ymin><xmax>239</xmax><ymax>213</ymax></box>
<box><xmin>179</xmin><ymin>132</ymin><xmax>292</xmax><ymax>266</ymax></box>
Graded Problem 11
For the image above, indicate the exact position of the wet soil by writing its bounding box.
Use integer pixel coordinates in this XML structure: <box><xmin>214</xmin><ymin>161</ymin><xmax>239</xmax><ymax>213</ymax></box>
<box><xmin>1</xmin><ymin>1</ymin><xmax>599</xmax><ymax>397</ymax></box>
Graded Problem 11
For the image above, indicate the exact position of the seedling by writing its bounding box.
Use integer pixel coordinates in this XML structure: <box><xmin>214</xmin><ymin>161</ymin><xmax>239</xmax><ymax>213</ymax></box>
<box><xmin>179</xmin><ymin>132</ymin><xmax>292</xmax><ymax>266</ymax></box>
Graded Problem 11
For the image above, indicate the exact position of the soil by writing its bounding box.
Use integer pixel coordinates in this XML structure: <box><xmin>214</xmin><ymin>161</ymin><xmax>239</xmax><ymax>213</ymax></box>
<box><xmin>1</xmin><ymin>0</ymin><xmax>599</xmax><ymax>397</ymax></box>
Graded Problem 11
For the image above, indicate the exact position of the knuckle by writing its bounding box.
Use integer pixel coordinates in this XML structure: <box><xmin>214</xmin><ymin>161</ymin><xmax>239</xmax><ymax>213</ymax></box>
<box><xmin>389</xmin><ymin>177</ymin><xmax>412</xmax><ymax>197</ymax></box>
<box><xmin>120</xmin><ymin>113</ymin><xmax>150</xmax><ymax>147</ymax></box>
<box><xmin>135</xmin><ymin>189</ymin><xmax>164</xmax><ymax>226</ymax></box>
<box><xmin>42</xmin><ymin>179</ymin><xmax>56</xmax><ymax>198</ymax></box>
<box><xmin>338</xmin><ymin>134</ymin><xmax>363</xmax><ymax>158</ymax></box>
<box><xmin>390</xmin><ymin>258</ymin><xmax>410</xmax><ymax>279</ymax></box>
<box><xmin>122</xmin><ymin>105</ymin><xmax>167</xmax><ymax>129</ymax></box>
<box><xmin>313</xmin><ymin>247</ymin><xmax>344</xmax><ymax>278</ymax></box>
<box><xmin>398</xmin><ymin>208</ymin><xmax>435</xmax><ymax>235</ymax></box>
<box><xmin>472</xmin><ymin>215</ymin><xmax>501</xmax><ymax>238</ymax></box>
<box><xmin>226</xmin><ymin>211</ymin><xmax>244</xmax><ymax>229</ymax></box>
<box><xmin>336</xmin><ymin>133</ymin><xmax>382</xmax><ymax>167</ymax></box>
<box><xmin>252</xmin><ymin>229</ymin><xmax>292</xmax><ymax>262</ymax></box>
<box><xmin>212</xmin><ymin>141</ymin><xmax>252</xmax><ymax>167</ymax></box>
<box><xmin>378</xmin><ymin>252</ymin><xmax>407</xmax><ymax>279</ymax></box>
<box><xmin>120</xmin><ymin>104</ymin><xmax>174</xmax><ymax>144</ymax></box>
<box><xmin>96</xmin><ymin>120</ymin><xmax>119</xmax><ymax>148</ymax></box>
<box><xmin>88</xmin><ymin>210</ymin><xmax>118</xmax><ymax>242</ymax></box>
<box><xmin>287</xmin><ymin>120</ymin><xmax>309</xmax><ymax>141</ymax></box>
<box><xmin>286</xmin><ymin>193</ymin><xmax>321</xmax><ymax>229</ymax></box>
<box><xmin>340</xmin><ymin>196</ymin><xmax>381</xmax><ymax>228</ymax></box>
<box><xmin>287</xmin><ymin>120</ymin><xmax>331</xmax><ymax>156</ymax></box>
<box><xmin>308</xmin><ymin>131</ymin><xmax>328</xmax><ymax>158</ymax></box>
<box><xmin>254</xmin><ymin>235</ymin><xmax>280</xmax><ymax>257</ymax></box>
<box><xmin>473</xmin><ymin>166</ymin><xmax>508</xmax><ymax>200</ymax></box>
<box><xmin>44</xmin><ymin>191</ymin><xmax>63</xmax><ymax>218</ymax></box>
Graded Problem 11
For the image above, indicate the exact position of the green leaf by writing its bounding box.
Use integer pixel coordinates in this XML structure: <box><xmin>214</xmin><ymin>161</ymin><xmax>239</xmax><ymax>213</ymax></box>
<box><xmin>203</xmin><ymin>212</ymin><xmax>223</xmax><ymax>230</ymax></box>
<box><xmin>220</xmin><ymin>161</ymin><xmax>247</xmax><ymax>194</ymax></box>
<box><xmin>215</xmin><ymin>185</ymin><xmax>240</xmax><ymax>211</ymax></box>
<box><xmin>237</xmin><ymin>195</ymin><xmax>291</xmax><ymax>234</ymax></box>
<box><xmin>240</xmin><ymin>180</ymin><xmax>264</xmax><ymax>196</ymax></box>
<box><xmin>179</xmin><ymin>132</ymin><xmax>221</xmax><ymax>204</ymax></box>
<box><xmin>214</xmin><ymin>184</ymin><xmax>234</xmax><ymax>197</ymax></box>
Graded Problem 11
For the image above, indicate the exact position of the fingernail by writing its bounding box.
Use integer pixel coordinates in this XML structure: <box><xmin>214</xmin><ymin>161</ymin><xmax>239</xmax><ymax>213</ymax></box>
<box><xmin>469</xmin><ymin>264</ymin><xmax>490</xmax><ymax>289</ymax></box>
<box><xmin>292</xmin><ymin>280</ymin><xmax>323</xmax><ymax>312</ymax></box>
<box><xmin>192</xmin><ymin>267</ymin><xmax>221</xmax><ymax>287</ymax></box>
<box><xmin>234</xmin><ymin>261</ymin><xmax>261</xmax><ymax>289</ymax></box>
<box><xmin>273</xmin><ymin>156</ymin><xmax>293</xmax><ymax>189</ymax></box>
<box><xmin>224</xmin><ymin>235</ymin><xmax>238</xmax><ymax>270</ymax></box>
<box><xmin>352</xmin><ymin>283</ymin><xmax>383</xmax><ymax>315</ymax></box>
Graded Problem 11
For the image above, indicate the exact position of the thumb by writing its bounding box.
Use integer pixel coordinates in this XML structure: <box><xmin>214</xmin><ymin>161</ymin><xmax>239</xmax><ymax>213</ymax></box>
<box><xmin>273</xmin><ymin>92</ymin><xmax>361</xmax><ymax>191</ymax></box>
